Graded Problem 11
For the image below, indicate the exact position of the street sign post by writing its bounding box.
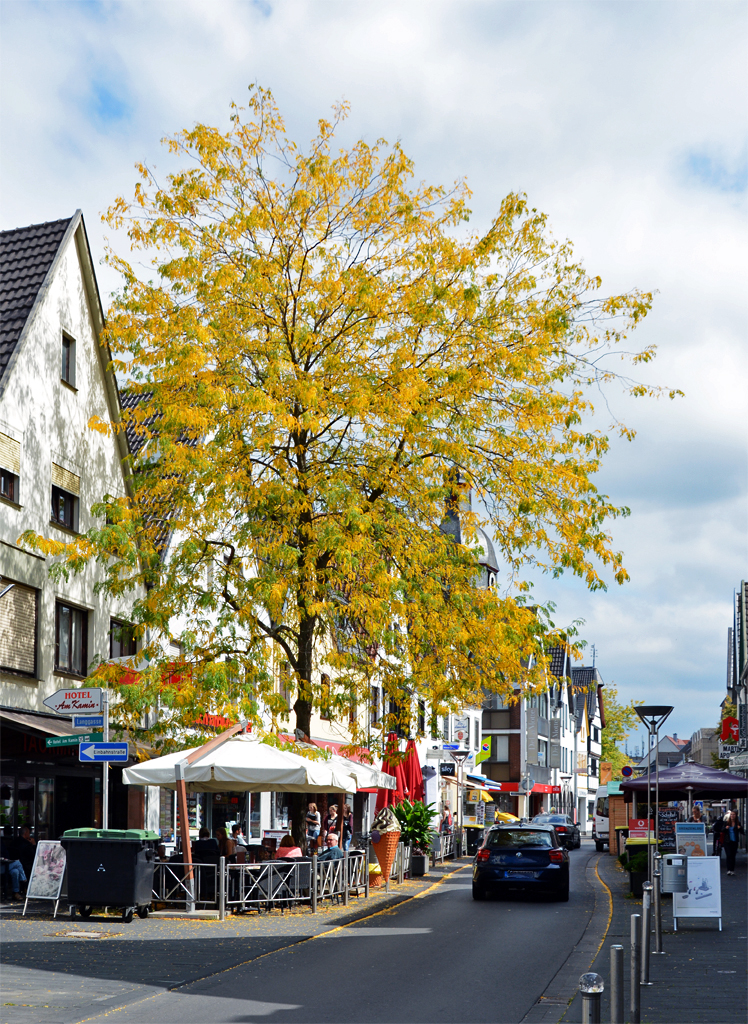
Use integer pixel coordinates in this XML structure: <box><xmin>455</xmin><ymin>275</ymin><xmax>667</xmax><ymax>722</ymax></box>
<box><xmin>45</xmin><ymin>732</ymin><xmax>103</xmax><ymax>748</ymax></box>
<box><xmin>42</xmin><ymin>688</ymin><xmax>103</xmax><ymax>715</ymax></box>
<box><xmin>79</xmin><ymin>742</ymin><xmax>128</xmax><ymax>763</ymax></box>
<box><xmin>73</xmin><ymin>714</ymin><xmax>104</xmax><ymax>731</ymax></box>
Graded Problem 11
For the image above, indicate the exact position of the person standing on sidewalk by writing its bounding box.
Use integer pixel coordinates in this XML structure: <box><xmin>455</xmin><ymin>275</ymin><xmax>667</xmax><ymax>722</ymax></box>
<box><xmin>722</xmin><ymin>811</ymin><xmax>743</xmax><ymax>876</ymax></box>
<box><xmin>711</xmin><ymin>814</ymin><xmax>725</xmax><ymax>857</ymax></box>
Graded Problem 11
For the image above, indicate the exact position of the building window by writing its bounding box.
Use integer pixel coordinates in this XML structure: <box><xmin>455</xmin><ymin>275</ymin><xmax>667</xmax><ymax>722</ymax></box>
<box><xmin>319</xmin><ymin>673</ymin><xmax>331</xmax><ymax>720</ymax></box>
<box><xmin>0</xmin><ymin>580</ymin><xmax>38</xmax><ymax>676</ymax></box>
<box><xmin>110</xmin><ymin>618</ymin><xmax>136</xmax><ymax>658</ymax></box>
<box><xmin>494</xmin><ymin>735</ymin><xmax>509</xmax><ymax>762</ymax></box>
<box><xmin>538</xmin><ymin>740</ymin><xmax>548</xmax><ymax>767</ymax></box>
<box><xmin>61</xmin><ymin>332</ymin><xmax>76</xmax><ymax>386</ymax></box>
<box><xmin>418</xmin><ymin>700</ymin><xmax>426</xmax><ymax>737</ymax></box>
<box><xmin>0</xmin><ymin>468</ymin><xmax>18</xmax><ymax>503</ymax></box>
<box><xmin>55</xmin><ymin>602</ymin><xmax>88</xmax><ymax>676</ymax></box>
<box><xmin>590</xmin><ymin>757</ymin><xmax>598</xmax><ymax>776</ymax></box>
<box><xmin>370</xmin><ymin>686</ymin><xmax>380</xmax><ymax>727</ymax></box>
<box><xmin>51</xmin><ymin>485</ymin><xmax>78</xmax><ymax>531</ymax></box>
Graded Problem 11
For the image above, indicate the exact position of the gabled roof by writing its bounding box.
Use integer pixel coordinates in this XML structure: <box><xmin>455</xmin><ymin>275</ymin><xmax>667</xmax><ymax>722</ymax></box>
<box><xmin>547</xmin><ymin>645</ymin><xmax>572</xmax><ymax>679</ymax></box>
<box><xmin>0</xmin><ymin>216</ymin><xmax>75</xmax><ymax>384</ymax></box>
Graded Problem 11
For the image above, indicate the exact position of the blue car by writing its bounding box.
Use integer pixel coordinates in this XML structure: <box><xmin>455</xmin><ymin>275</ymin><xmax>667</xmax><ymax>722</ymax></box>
<box><xmin>472</xmin><ymin>824</ymin><xmax>570</xmax><ymax>901</ymax></box>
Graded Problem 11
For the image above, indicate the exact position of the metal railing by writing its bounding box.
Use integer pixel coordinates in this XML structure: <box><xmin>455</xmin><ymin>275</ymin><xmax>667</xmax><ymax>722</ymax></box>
<box><xmin>153</xmin><ymin>861</ymin><xmax>218</xmax><ymax>909</ymax></box>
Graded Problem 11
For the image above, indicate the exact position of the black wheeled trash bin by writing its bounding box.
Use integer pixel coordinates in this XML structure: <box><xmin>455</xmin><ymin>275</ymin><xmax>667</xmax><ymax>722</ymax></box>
<box><xmin>61</xmin><ymin>828</ymin><xmax>159</xmax><ymax>922</ymax></box>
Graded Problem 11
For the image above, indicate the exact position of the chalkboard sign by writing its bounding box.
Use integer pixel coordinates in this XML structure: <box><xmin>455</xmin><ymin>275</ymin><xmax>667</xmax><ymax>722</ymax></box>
<box><xmin>658</xmin><ymin>809</ymin><xmax>678</xmax><ymax>852</ymax></box>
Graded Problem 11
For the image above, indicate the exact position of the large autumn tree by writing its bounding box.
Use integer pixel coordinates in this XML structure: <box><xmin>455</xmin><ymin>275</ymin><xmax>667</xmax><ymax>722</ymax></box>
<box><xmin>25</xmin><ymin>88</ymin><xmax>674</xmax><ymax>753</ymax></box>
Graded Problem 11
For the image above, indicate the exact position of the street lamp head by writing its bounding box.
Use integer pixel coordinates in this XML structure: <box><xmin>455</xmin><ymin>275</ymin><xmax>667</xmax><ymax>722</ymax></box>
<box><xmin>635</xmin><ymin>706</ymin><xmax>674</xmax><ymax>731</ymax></box>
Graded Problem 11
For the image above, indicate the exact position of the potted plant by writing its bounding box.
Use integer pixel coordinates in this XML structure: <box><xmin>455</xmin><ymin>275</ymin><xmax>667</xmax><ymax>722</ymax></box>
<box><xmin>392</xmin><ymin>800</ymin><xmax>438</xmax><ymax>876</ymax></box>
<box><xmin>619</xmin><ymin>848</ymin><xmax>649</xmax><ymax>897</ymax></box>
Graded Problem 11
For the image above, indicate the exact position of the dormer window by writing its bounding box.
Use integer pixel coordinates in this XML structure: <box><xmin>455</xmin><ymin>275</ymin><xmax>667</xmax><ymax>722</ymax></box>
<box><xmin>61</xmin><ymin>332</ymin><xmax>76</xmax><ymax>387</ymax></box>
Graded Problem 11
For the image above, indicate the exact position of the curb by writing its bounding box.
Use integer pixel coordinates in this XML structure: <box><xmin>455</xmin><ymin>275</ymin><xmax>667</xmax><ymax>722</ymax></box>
<box><xmin>520</xmin><ymin>849</ymin><xmax>612</xmax><ymax>1024</ymax></box>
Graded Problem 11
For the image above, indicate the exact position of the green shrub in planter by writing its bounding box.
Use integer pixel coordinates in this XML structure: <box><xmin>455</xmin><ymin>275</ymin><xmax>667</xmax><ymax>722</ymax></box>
<box><xmin>392</xmin><ymin>800</ymin><xmax>438</xmax><ymax>854</ymax></box>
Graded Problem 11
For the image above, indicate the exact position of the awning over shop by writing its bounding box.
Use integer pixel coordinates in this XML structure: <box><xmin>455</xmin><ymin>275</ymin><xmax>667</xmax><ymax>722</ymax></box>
<box><xmin>0</xmin><ymin>708</ymin><xmax>75</xmax><ymax>736</ymax></box>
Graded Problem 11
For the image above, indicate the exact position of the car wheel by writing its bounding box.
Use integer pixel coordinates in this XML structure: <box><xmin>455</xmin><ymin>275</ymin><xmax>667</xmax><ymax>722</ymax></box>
<box><xmin>595</xmin><ymin>840</ymin><xmax>604</xmax><ymax>852</ymax></box>
<box><xmin>472</xmin><ymin>884</ymin><xmax>487</xmax><ymax>901</ymax></box>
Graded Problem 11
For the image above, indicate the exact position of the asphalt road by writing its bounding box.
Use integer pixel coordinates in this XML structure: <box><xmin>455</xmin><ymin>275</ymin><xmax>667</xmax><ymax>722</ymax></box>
<box><xmin>75</xmin><ymin>843</ymin><xmax>597</xmax><ymax>1024</ymax></box>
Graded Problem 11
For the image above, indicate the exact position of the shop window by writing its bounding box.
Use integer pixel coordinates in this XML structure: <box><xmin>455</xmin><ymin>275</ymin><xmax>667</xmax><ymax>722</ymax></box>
<box><xmin>0</xmin><ymin>580</ymin><xmax>38</xmax><ymax>676</ymax></box>
<box><xmin>61</xmin><ymin>332</ymin><xmax>76</xmax><ymax>386</ymax></box>
<box><xmin>538</xmin><ymin>740</ymin><xmax>548</xmax><ymax>767</ymax></box>
<box><xmin>0</xmin><ymin>776</ymin><xmax>14</xmax><ymax>830</ymax></box>
<box><xmin>16</xmin><ymin>776</ymin><xmax>34</xmax><ymax>831</ymax></box>
<box><xmin>55</xmin><ymin>601</ymin><xmax>88</xmax><ymax>676</ymax></box>
<box><xmin>110</xmin><ymin>618</ymin><xmax>136</xmax><ymax>658</ymax></box>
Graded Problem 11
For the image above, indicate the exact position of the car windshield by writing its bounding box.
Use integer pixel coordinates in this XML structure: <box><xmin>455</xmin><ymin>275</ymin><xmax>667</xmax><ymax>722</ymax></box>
<box><xmin>486</xmin><ymin>829</ymin><xmax>552</xmax><ymax>848</ymax></box>
<box><xmin>533</xmin><ymin>815</ymin><xmax>568</xmax><ymax>824</ymax></box>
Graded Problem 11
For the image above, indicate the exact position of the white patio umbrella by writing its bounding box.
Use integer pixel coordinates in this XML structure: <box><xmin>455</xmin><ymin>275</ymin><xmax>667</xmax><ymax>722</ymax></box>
<box><xmin>324</xmin><ymin>752</ymin><xmax>397</xmax><ymax>792</ymax></box>
<box><xmin>122</xmin><ymin>734</ymin><xmax>360</xmax><ymax>793</ymax></box>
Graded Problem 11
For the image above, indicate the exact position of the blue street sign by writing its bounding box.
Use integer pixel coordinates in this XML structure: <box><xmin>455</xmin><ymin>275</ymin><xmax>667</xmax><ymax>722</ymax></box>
<box><xmin>79</xmin><ymin>742</ymin><xmax>129</xmax><ymax>763</ymax></box>
<box><xmin>442</xmin><ymin>743</ymin><xmax>459</xmax><ymax>750</ymax></box>
<box><xmin>73</xmin><ymin>715</ymin><xmax>104</xmax><ymax>730</ymax></box>
<box><xmin>621</xmin><ymin>765</ymin><xmax>634</xmax><ymax>778</ymax></box>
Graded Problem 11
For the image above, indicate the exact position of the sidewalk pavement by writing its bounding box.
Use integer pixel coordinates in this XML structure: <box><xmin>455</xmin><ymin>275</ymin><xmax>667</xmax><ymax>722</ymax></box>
<box><xmin>564</xmin><ymin>847</ymin><xmax>747</xmax><ymax>1024</ymax></box>
<box><xmin>0</xmin><ymin>858</ymin><xmax>469</xmax><ymax>1024</ymax></box>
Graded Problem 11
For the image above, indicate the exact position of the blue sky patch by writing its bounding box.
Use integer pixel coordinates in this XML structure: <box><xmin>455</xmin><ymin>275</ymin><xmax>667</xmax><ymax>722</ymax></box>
<box><xmin>685</xmin><ymin>149</ymin><xmax>748</xmax><ymax>193</ymax></box>
<box><xmin>89</xmin><ymin>80</ymin><xmax>132</xmax><ymax>127</ymax></box>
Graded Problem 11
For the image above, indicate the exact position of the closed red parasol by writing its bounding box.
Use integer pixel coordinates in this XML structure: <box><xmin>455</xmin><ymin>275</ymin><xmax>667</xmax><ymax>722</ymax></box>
<box><xmin>402</xmin><ymin>738</ymin><xmax>425</xmax><ymax>803</ymax></box>
<box><xmin>375</xmin><ymin>733</ymin><xmax>407</xmax><ymax>811</ymax></box>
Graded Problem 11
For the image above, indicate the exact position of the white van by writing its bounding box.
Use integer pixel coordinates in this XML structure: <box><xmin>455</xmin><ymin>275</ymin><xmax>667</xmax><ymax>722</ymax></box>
<box><xmin>593</xmin><ymin>786</ymin><xmax>609</xmax><ymax>852</ymax></box>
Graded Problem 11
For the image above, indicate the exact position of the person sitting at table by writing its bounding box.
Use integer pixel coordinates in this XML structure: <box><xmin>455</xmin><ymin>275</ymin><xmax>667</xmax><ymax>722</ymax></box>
<box><xmin>274</xmin><ymin>834</ymin><xmax>303</xmax><ymax>858</ymax></box>
<box><xmin>317</xmin><ymin>832</ymin><xmax>343</xmax><ymax>861</ymax></box>
<box><xmin>192</xmin><ymin>827</ymin><xmax>219</xmax><ymax>862</ymax></box>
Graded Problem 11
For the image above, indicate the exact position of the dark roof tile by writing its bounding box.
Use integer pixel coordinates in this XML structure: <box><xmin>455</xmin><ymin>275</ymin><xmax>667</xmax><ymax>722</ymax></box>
<box><xmin>0</xmin><ymin>217</ymin><xmax>74</xmax><ymax>383</ymax></box>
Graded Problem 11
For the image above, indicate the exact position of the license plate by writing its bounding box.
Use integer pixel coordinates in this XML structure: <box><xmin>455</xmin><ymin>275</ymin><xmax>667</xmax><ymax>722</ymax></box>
<box><xmin>506</xmin><ymin>870</ymin><xmax>537</xmax><ymax>878</ymax></box>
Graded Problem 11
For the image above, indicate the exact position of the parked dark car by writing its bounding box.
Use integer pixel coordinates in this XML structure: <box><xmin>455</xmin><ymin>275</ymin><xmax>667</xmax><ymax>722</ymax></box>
<box><xmin>531</xmin><ymin>814</ymin><xmax>581</xmax><ymax>849</ymax></box>
<box><xmin>472</xmin><ymin>824</ymin><xmax>570</xmax><ymax>901</ymax></box>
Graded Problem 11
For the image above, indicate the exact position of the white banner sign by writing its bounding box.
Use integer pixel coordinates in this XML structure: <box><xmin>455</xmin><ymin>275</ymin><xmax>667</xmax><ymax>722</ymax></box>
<box><xmin>673</xmin><ymin>857</ymin><xmax>721</xmax><ymax>923</ymax></box>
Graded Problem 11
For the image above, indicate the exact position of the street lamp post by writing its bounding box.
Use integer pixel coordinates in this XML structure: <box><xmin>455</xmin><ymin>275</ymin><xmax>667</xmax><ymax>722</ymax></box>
<box><xmin>450</xmin><ymin>748</ymin><xmax>470</xmax><ymax>857</ymax></box>
<box><xmin>634</xmin><ymin>706</ymin><xmax>673</xmax><ymax>881</ymax></box>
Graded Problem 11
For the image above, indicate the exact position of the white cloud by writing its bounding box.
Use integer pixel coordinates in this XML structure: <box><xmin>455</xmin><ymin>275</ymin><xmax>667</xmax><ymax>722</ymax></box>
<box><xmin>1</xmin><ymin>0</ymin><xmax>745</xmax><ymax>741</ymax></box>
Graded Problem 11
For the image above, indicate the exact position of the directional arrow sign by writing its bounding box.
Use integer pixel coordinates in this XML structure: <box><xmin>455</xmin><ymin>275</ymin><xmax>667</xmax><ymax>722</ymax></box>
<box><xmin>79</xmin><ymin>742</ymin><xmax>129</xmax><ymax>763</ymax></box>
<box><xmin>46</xmin><ymin>732</ymin><xmax>103</xmax><ymax>748</ymax></box>
<box><xmin>43</xmin><ymin>688</ymin><xmax>102</xmax><ymax>715</ymax></box>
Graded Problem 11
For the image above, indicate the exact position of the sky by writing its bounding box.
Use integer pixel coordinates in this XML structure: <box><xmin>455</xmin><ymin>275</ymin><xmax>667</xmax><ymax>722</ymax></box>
<box><xmin>1</xmin><ymin>0</ymin><xmax>746</xmax><ymax>747</ymax></box>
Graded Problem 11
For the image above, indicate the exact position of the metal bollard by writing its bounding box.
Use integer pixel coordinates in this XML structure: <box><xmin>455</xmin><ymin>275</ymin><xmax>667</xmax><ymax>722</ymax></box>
<box><xmin>398</xmin><ymin>843</ymin><xmax>405</xmax><ymax>884</ymax></box>
<box><xmin>610</xmin><ymin>945</ymin><xmax>624</xmax><ymax>1024</ymax></box>
<box><xmin>641</xmin><ymin>882</ymin><xmax>653</xmax><ymax>985</ymax></box>
<box><xmin>578</xmin><ymin>972</ymin><xmax>604</xmax><ymax>1024</ymax></box>
<box><xmin>630</xmin><ymin>913</ymin><xmax>641</xmax><ymax>1024</ymax></box>
<box><xmin>365</xmin><ymin>843</ymin><xmax>370</xmax><ymax>898</ymax></box>
<box><xmin>653</xmin><ymin>857</ymin><xmax>664</xmax><ymax>954</ymax></box>
<box><xmin>343</xmin><ymin>849</ymin><xmax>349</xmax><ymax>906</ymax></box>
<box><xmin>218</xmin><ymin>856</ymin><xmax>226</xmax><ymax>922</ymax></box>
<box><xmin>311</xmin><ymin>853</ymin><xmax>317</xmax><ymax>913</ymax></box>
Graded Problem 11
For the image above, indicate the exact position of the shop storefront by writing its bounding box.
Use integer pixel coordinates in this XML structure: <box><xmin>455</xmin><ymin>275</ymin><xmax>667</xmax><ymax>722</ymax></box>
<box><xmin>1</xmin><ymin>708</ymin><xmax>102</xmax><ymax>837</ymax></box>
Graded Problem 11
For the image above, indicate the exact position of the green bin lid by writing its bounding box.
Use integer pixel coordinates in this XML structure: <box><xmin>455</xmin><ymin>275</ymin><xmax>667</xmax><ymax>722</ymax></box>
<box><xmin>62</xmin><ymin>828</ymin><xmax>160</xmax><ymax>840</ymax></box>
